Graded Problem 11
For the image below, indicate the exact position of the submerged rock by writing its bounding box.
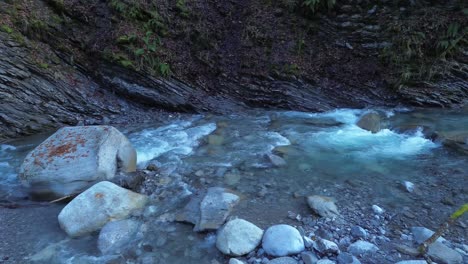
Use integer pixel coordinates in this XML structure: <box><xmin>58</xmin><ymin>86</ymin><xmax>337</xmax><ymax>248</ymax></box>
<box><xmin>176</xmin><ymin>187</ymin><xmax>240</xmax><ymax>232</ymax></box>
<box><xmin>19</xmin><ymin>126</ymin><xmax>136</xmax><ymax>200</ymax></box>
<box><xmin>356</xmin><ymin>112</ymin><xmax>381</xmax><ymax>133</ymax></box>
<box><xmin>216</xmin><ymin>219</ymin><xmax>263</xmax><ymax>256</ymax></box>
<box><xmin>307</xmin><ymin>195</ymin><xmax>339</xmax><ymax>218</ymax></box>
<box><xmin>58</xmin><ymin>181</ymin><xmax>147</xmax><ymax>237</ymax></box>
<box><xmin>262</xmin><ymin>224</ymin><xmax>305</xmax><ymax>257</ymax></box>
<box><xmin>98</xmin><ymin>219</ymin><xmax>140</xmax><ymax>254</ymax></box>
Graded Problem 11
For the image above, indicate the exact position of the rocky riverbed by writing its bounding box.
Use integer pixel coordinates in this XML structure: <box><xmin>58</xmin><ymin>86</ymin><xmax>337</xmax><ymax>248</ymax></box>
<box><xmin>0</xmin><ymin>108</ymin><xmax>467</xmax><ymax>264</ymax></box>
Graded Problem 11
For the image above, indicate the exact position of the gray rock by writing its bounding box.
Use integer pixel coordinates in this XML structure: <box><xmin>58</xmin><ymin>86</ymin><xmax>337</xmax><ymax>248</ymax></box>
<box><xmin>196</xmin><ymin>187</ymin><xmax>240</xmax><ymax>231</ymax></box>
<box><xmin>266</xmin><ymin>154</ymin><xmax>287</xmax><ymax>167</ymax></box>
<box><xmin>357</xmin><ymin>112</ymin><xmax>381</xmax><ymax>133</ymax></box>
<box><xmin>268</xmin><ymin>257</ymin><xmax>298</xmax><ymax>264</ymax></box>
<box><xmin>314</xmin><ymin>238</ymin><xmax>340</xmax><ymax>254</ymax></box>
<box><xmin>395</xmin><ymin>244</ymin><xmax>420</xmax><ymax>257</ymax></box>
<box><xmin>395</xmin><ymin>261</ymin><xmax>427</xmax><ymax>264</ymax></box>
<box><xmin>262</xmin><ymin>225</ymin><xmax>305</xmax><ymax>257</ymax></box>
<box><xmin>98</xmin><ymin>219</ymin><xmax>140</xmax><ymax>254</ymax></box>
<box><xmin>371</xmin><ymin>205</ymin><xmax>384</xmax><ymax>214</ymax></box>
<box><xmin>58</xmin><ymin>181</ymin><xmax>147</xmax><ymax>237</ymax></box>
<box><xmin>411</xmin><ymin>227</ymin><xmax>446</xmax><ymax>244</ymax></box>
<box><xmin>427</xmin><ymin>242</ymin><xmax>463</xmax><ymax>264</ymax></box>
<box><xmin>317</xmin><ymin>260</ymin><xmax>335</xmax><ymax>264</ymax></box>
<box><xmin>229</xmin><ymin>258</ymin><xmax>245</xmax><ymax>264</ymax></box>
<box><xmin>347</xmin><ymin>241</ymin><xmax>379</xmax><ymax>255</ymax></box>
<box><xmin>216</xmin><ymin>219</ymin><xmax>263</xmax><ymax>256</ymax></box>
<box><xmin>350</xmin><ymin>226</ymin><xmax>367</xmax><ymax>239</ymax></box>
<box><xmin>337</xmin><ymin>252</ymin><xmax>361</xmax><ymax>264</ymax></box>
<box><xmin>301</xmin><ymin>251</ymin><xmax>319</xmax><ymax>264</ymax></box>
<box><xmin>307</xmin><ymin>195</ymin><xmax>339</xmax><ymax>218</ymax></box>
<box><xmin>19</xmin><ymin>126</ymin><xmax>136</xmax><ymax>199</ymax></box>
<box><xmin>402</xmin><ymin>181</ymin><xmax>415</xmax><ymax>193</ymax></box>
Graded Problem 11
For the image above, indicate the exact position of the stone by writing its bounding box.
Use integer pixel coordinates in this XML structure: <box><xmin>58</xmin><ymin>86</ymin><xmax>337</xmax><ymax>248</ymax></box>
<box><xmin>371</xmin><ymin>205</ymin><xmax>384</xmax><ymax>214</ymax></box>
<box><xmin>427</xmin><ymin>242</ymin><xmax>463</xmax><ymax>264</ymax></box>
<box><xmin>350</xmin><ymin>226</ymin><xmax>367</xmax><ymax>239</ymax></box>
<box><xmin>268</xmin><ymin>257</ymin><xmax>298</xmax><ymax>264</ymax></box>
<box><xmin>395</xmin><ymin>261</ymin><xmax>428</xmax><ymax>264</ymax></box>
<box><xmin>403</xmin><ymin>181</ymin><xmax>415</xmax><ymax>193</ymax></box>
<box><xmin>301</xmin><ymin>251</ymin><xmax>319</xmax><ymax>264</ymax></box>
<box><xmin>196</xmin><ymin>187</ymin><xmax>240</xmax><ymax>231</ymax></box>
<box><xmin>229</xmin><ymin>258</ymin><xmax>245</xmax><ymax>264</ymax></box>
<box><xmin>266</xmin><ymin>154</ymin><xmax>287</xmax><ymax>167</ymax></box>
<box><xmin>395</xmin><ymin>244</ymin><xmax>419</xmax><ymax>257</ymax></box>
<box><xmin>262</xmin><ymin>224</ymin><xmax>305</xmax><ymax>257</ymax></box>
<box><xmin>337</xmin><ymin>252</ymin><xmax>361</xmax><ymax>264</ymax></box>
<box><xmin>411</xmin><ymin>227</ymin><xmax>445</xmax><ymax>244</ymax></box>
<box><xmin>19</xmin><ymin>126</ymin><xmax>136</xmax><ymax>199</ymax></box>
<box><xmin>216</xmin><ymin>219</ymin><xmax>263</xmax><ymax>256</ymax></box>
<box><xmin>316</xmin><ymin>260</ymin><xmax>335</xmax><ymax>264</ymax></box>
<box><xmin>356</xmin><ymin>112</ymin><xmax>381</xmax><ymax>133</ymax></box>
<box><xmin>314</xmin><ymin>238</ymin><xmax>340</xmax><ymax>254</ymax></box>
<box><xmin>347</xmin><ymin>241</ymin><xmax>379</xmax><ymax>255</ymax></box>
<box><xmin>437</xmin><ymin>131</ymin><xmax>468</xmax><ymax>155</ymax></box>
<box><xmin>98</xmin><ymin>219</ymin><xmax>140</xmax><ymax>254</ymax></box>
<box><xmin>307</xmin><ymin>195</ymin><xmax>339</xmax><ymax>218</ymax></box>
<box><xmin>58</xmin><ymin>181</ymin><xmax>147</xmax><ymax>237</ymax></box>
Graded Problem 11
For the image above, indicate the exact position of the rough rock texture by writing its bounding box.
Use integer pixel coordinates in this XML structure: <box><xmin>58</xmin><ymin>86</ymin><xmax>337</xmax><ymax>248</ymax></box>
<box><xmin>98</xmin><ymin>219</ymin><xmax>140</xmax><ymax>254</ymax></box>
<box><xmin>216</xmin><ymin>219</ymin><xmax>263</xmax><ymax>256</ymax></box>
<box><xmin>262</xmin><ymin>224</ymin><xmax>305</xmax><ymax>257</ymax></box>
<box><xmin>356</xmin><ymin>112</ymin><xmax>381</xmax><ymax>133</ymax></box>
<box><xmin>58</xmin><ymin>181</ymin><xmax>147</xmax><ymax>237</ymax></box>
<box><xmin>347</xmin><ymin>241</ymin><xmax>379</xmax><ymax>255</ymax></box>
<box><xmin>19</xmin><ymin>126</ymin><xmax>136</xmax><ymax>199</ymax></box>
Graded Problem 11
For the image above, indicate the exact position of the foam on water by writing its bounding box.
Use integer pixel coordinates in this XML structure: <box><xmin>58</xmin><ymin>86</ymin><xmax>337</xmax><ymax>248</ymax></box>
<box><xmin>129</xmin><ymin>121</ymin><xmax>217</xmax><ymax>164</ymax></box>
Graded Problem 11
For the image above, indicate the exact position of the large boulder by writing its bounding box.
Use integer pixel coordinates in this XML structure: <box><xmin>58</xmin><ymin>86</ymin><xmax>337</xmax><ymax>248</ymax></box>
<box><xmin>19</xmin><ymin>126</ymin><xmax>137</xmax><ymax>199</ymax></box>
<box><xmin>356</xmin><ymin>112</ymin><xmax>381</xmax><ymax>133</ymax></box>
<box><xmin>216</xmin><ymin>219</ymin><xmax>263</xmax><ymax>256</ymax></box>
<box><xmin>58</xmin><ymin>181</ymin><xmax>147</xmax><ymax>237</ymax></box>
<box><xmin>262</xmin><ymin>224</ymin><xmax>305</xmax><ymax>257</ymax></box>
<box><xmin>436</xmin><ymin>131</ymin><xmax>468</xmax><ymax>155</ymax></box>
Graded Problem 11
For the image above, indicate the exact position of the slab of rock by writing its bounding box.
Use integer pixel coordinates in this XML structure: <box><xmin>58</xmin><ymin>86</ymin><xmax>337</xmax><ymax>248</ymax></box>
<box><xmin>307</xmin><ymin>195</ymin><xmax>339</xmax><ymax>218</ymax></box>
<box><xmin>268</xmin><ymin>257</ymin><xmax>298</xmax><ymax>264</ymax></box>
<box><xmin>216</xmin><ymin>219</ymin><xmax>263</xmax><ymax>256</ymax></box>
<box><xmin>58</xmin><ymin>181</ymin><xmax>147</xmax><ymax>237</ymax></box>
<box><xmin>262</xmin><ymin>224</ymin><xmax>305</xmax><ymax>257</ymax></box>
<box><xmin>19</xmin><ymin>126</ymin><xmax>136</xmax><ymax>199</ymax></box>
<box><xmin>427</xmin><ymin>242</ymin><xmax>463</xmax><ymax>264</ymax></box>
<box><xmin>411</xmin><ymin>227</ymin><xmax>446</xmax><ymax>244</ymax></box>
<box><xmin>176</xmin><ymin>187</ymin><xmax>240</xmax><ymax>232</ymax></box>
<box><xmin>356</xmin><ymin>112</ymin><xmax>381</xmax><ymax>133</ymax></box>
<box><xmin>98</xmin><ymin>219</ymin><xmax>140</xmax><ymax>254</ymax></box>
<box><xmin>347</xmin><ymin>241</ymin><xmax>379</xmax><ymax>255</ymax></box>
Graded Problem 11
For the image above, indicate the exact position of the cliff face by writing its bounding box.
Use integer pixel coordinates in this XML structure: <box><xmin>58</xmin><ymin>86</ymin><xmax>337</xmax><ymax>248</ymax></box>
<box><xmin>0</xmin><ymin>0</ymin><xmax>466</xmax><ymax>140</ymax></box>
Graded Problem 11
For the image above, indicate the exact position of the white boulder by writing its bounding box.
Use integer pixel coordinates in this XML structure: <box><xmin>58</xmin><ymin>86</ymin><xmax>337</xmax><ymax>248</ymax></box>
<box><xmin>262</xmin><ymin>224</ymin><xmax>305</xmax><ymax>257</ymax></box>
<box><xmin>216</xmin><ymin>219</ymin><xmax>263</xmax><ymax>256</ymax></box>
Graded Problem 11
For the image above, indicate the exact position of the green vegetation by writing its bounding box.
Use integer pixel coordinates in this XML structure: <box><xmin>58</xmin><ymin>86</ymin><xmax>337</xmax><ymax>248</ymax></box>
<box><xmin>176</xmin><ymin>0</ymin><xmax>190</xmax><ymax>18</ymax></box>
<box><xmin>0</xmin><ymin>24</ymin><xmax>14</xmax><ymax>34</ymax></box>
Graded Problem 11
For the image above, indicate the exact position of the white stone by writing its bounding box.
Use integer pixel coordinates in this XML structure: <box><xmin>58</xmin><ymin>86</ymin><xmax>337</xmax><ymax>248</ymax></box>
<box><xmin>216</xmin><ymin>219</ymin><xmax>263</xmax><ymax>256</ymax></box>
<box><xmin>58</xmin><ymin>181</ymin><xmax>147</xmax><ymax>237</ymax></box>
<box><xmin>307</xmin><ymin>195</ymin><xmax>339</xmax><ymax>218</ymax></box>
<box><xmin>262</xmin><ymin>224</ymin><xmax>305</xmax><ymax>257</ymax></box>
<box><xmin>314</xmin><ymin>238</ymin><xmax>340</xmax><ymax>254</ymax></box>
<box><xmin>372</xmin><ymin>205</ymin><xmax>384</xmax><ymax>214</ymax></box>
<box><xmin>348</xmin><ymin>241</ymin><xmax>379</xmax><ymax>255</ymax></box>
<box><xmin>403</xmin><ymin>181</ymin><xmax>415</xmax><ymax>192</ymax></box>
<box><xmin>19</xmin><ymin>126</ymin><xmax>136</xmax><ymax>199</ymax></box>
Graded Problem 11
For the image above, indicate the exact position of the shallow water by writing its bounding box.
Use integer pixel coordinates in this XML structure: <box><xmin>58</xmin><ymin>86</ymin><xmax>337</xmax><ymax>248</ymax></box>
<box><xmin>0</xmin><ymin>108</ymin><xmax>467</xmax><ymax>263</ymax></box>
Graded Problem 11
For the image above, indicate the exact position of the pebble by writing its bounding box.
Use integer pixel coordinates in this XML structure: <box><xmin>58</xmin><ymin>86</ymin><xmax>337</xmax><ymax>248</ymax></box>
<box><xmin>307</xmin><ymin>195</ymin><xmax>340</xmax><ymax>218</ymax></box>
<box><xmin>347</xmin><ymin>241</ymin><xmax>379</xmax><ymax>255</ymax></box>
<box><xmin>371</xmin><ymin>205</ymin><xmax>384</xmax><ymax>215</ymax></box>
<box><xmin>350</xmin><ymin>226</ymin><xmax>367</xmax><ymax>239</ymax></box>
<box><xmin>402</xmin><ymin>181</ymin><xmax>415</xmax><ymax>192</ymax></box>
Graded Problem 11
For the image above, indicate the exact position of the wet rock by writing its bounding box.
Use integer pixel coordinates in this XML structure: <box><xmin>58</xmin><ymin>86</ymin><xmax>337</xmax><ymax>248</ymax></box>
<box><xmin>314</xmin><ymin>238</ymin><xmax>340</xmax><ymax>254</ymax></box>
<box><xmin>437</xmin><ymin>131</ymin><xmax>468</xmax><ymax>155</ymax></box>
<box><xmin>208</xmin><ymin>135</ymin><xmax>224</xmax><ymax>145</ymax></box>
<box><xmin>347</xmin><ymin>241</ymin><xmax>379</xmax><ymax>255</ymax></box>
<box><xmin>371</xmin><ymin>205</ymin><xmax>384</xmax><ymax>214</ymax></box>
<box><xmin>301</xmin><ymin>251</ymin><xmax>319</xmax><ymax>264</ymax></box>
<box><xmin>216</xmin><ymin>219</ymin><xmax>263</xmax><ymax>256</ymax></box>
<box><xmin>266</xmin><ymin>154</ymin><xmax>287</xmax><ymax>167</ymax></box>
<box><xmin>268</xmin><ymin>257</ymin><xmax>298</xmax><ymax>264</ymax></box>
<box><xmin>98</xmin><ymin>219</ymin><xmax>140</xmax><ymax>254</ymax></box>
<box><xmin>262</xmin><ymin>224</ymin><xmax>305</xmax><ymax>257</ymax></box>
<box><xmin>427</xmin><ymin>242</ymin><xmax>463</xmax><ymax>264</ymax></box>
<box><xmin>337</xmin><ymin>252</ymin><xmax>361</xmax><ymax>264</ymax></box>
<box><xmin>19</xmin><ymin>126</ymin><xmax>136</xmax><ymax>200</ymax></box>
<box><xmin>357</xmin><ymin>112</ymin><xmax>381</xmax><ymax>133</ymax></box>
<box><xmin>58</xmin><ymin>181</ymin><xmax>147</xmax><ymax>237</ymax></box>
<box><xmin>411</xmin><ymin>227</ymin><xmax>445</xmax><ymax>244</ymax></box>
<box><xmin>350</xmin><ymin>226</ymin><xmax>367</xmax><ymax>239</ymax></box>
<box><xmin>176</xmin><ymin>187</ymin><xmax>240</xmax><ymax>232</ymax></box>
<box><xmin>307</xmin><ymin>195</ymin><xmax>339</xmax><ymax>218</ymax></box>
